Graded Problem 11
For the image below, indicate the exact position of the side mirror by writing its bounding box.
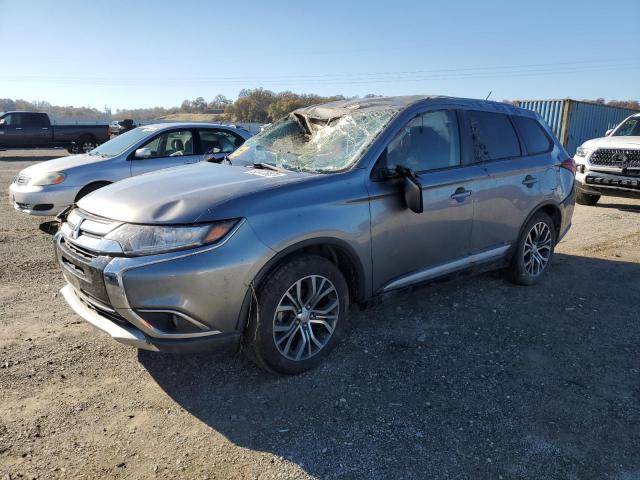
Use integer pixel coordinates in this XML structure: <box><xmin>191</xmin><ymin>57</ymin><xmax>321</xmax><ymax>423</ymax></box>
<box><xmin>403</xmin><ymin>174</ymin><xmax>423</xmax><ymax>213</ymax></box>
<box><xmin>0</xmin><ymin>119</ymin><xmax>5</xmax><ymax>126</ymax></box>
<box><xmin>605</xmin><ymin>128</ymin><xmax>614</xmax><ymax>137</ymax></box>
<box><xmin>134</xmin><ymin>147</ymin><xmax>151</xmax><ymax>159</ymax></box>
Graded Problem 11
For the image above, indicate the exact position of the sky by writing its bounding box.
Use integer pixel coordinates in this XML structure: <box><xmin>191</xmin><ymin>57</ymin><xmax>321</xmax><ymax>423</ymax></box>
<box><xmin>0</xmin><ymin>0</ymin><xmax>638</xmax><ymax>111</ymax></box>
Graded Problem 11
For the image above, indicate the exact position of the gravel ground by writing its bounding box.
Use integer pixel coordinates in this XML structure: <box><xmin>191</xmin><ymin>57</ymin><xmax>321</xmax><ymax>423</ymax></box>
<box><xmin>1</xmin><ymin>150</ymin><xmax>639</xmax><ymax>480</ymax></box>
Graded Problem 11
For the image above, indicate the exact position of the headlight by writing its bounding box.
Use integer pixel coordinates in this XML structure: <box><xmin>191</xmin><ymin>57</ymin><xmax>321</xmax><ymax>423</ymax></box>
<box><xmin>104</xmin><ymin>219</ymin><xmax>240</xmax><ymax>256</ymax></box>
<box><xmin>575</xmin><ymin>147</ymin><xmax>591</xmax><ymax>158</ymax></box>
<box><xmin>30</xmin><ymin>172</ymin><xmax>66</xmax><ymax>186</ymax></box>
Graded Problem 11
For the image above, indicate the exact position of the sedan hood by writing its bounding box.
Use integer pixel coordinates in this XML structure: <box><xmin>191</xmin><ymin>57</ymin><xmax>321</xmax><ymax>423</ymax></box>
<box><xmin>21</xmin><ymin>153</ymin><xmax>112</xmax><ymax>177</ymax></box>
<box><xmin>77</xmin><ymin>162</ymin><xmax>310</xmax><ymax>224</ymax></box>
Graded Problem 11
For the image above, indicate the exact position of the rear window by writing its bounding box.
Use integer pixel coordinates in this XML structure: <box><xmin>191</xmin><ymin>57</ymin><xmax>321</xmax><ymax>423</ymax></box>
<box><xmin>512</xmin><ymin>116</ymin><xmax>552</xmax><ymax>155</ymax></box>
<box><xmin>468</xmin><ymin>111</ymin><xmax>521</xmax><ymax>161</ymax></box>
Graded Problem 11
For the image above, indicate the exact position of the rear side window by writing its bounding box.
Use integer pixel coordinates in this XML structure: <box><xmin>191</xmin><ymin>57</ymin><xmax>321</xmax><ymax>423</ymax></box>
<box><xmin>512</xmin><ymin>116</ymin><xmax>552</xmax><ymax>155</ymax></box>
<box><xmin>23</xmin><ymin>113</ymin><xmax>49</xmax><ymax>127</ymax></box>
<box><xmin>198</xmin><ymin>129</ymin><xmax>244</xmax><ymax>154</ymax></box>
<box><xmin>467</xmin><ymin>111</ymin><xmax>521</xmax><ymax>161</ymax></box>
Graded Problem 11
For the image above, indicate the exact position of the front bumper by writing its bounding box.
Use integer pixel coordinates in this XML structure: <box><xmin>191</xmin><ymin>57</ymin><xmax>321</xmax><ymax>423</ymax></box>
<box><xmin>575</xmin><ymin>168</ymin><xmax>640</xmax><ymax>199</ymax></box>
<box><xmin>54</xmin><ymin>220</ymin><xmax>273</xmax><ymax>353</ymax></box>
<box><xmin>9</xmin><ymin>182</ymin><xmax>78</xmax><ymax>216</ymax></box>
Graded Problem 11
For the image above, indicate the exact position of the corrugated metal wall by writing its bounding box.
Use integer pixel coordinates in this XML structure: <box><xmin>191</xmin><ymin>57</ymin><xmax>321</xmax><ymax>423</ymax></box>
<box><xmin>514</xmin><ymin>99</ymin><xmax>639</xmax><ymax>155</ymax></box>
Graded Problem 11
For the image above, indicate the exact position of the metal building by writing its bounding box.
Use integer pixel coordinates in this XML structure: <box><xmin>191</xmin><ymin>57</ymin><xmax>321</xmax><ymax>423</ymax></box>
<box><xmin>515</xmin><ymin>99</ymin><xmax>640</xmax><ymax>155</ymax></box>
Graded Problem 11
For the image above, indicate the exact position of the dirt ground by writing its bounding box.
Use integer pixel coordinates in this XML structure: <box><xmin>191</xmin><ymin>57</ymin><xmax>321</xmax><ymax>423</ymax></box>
<box><xmin>1</xmin><ymin>149</ymin><xmax>639</xmax><ymax>480</ymax></box>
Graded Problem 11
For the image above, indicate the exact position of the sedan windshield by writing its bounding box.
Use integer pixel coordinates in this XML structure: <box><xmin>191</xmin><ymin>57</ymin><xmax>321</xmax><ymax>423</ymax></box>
<box><xmin>612</xmin><ymin>117</ymin><xmax>640</xmax><ymax>137</ymax></box>
<box><xmin>228</xmin><ymin>109</ymin><xmax>399</xmax><ymax>173</ymax></box>
<box><xmin>90</xmin><ymin>126</ymin><xmax>162</xmax><ymax>157</ymax></box>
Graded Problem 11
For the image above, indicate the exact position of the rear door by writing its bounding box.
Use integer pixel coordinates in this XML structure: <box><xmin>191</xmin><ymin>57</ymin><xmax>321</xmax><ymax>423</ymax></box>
<box><xmin>367</xmin><ymin>109</ymin><xmax>485</xmax><ymax>292</ymax></box>
<box><xmin>467</xmin><ymin>110</ymin><xmax>553</xmax><ymax>252</ymax></box>
<box><xmin>26</xmin><ymin>113</ymin><xmax>52</xmax><ymax>147</ymax></box>
<box><xmin>130</xmin><ymin>129</ymin><xmax>200</xmax><ymax>176</ymax></box>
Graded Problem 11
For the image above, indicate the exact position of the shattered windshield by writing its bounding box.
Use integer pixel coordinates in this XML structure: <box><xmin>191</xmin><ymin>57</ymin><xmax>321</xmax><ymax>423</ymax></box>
<box><xmin>228</xmin><ymin>108</ymin><xmax>399</xmax><ymax>173</ymax></box>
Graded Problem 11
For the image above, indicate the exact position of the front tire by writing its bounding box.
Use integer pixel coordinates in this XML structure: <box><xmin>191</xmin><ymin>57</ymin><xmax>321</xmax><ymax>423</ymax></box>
<box><xmin>576</xmin><ymin>190</ymin><xmax>600</xmax><ymax>206</ymax></box>
<box><xmin>246</xmin><ymin>255</ymin><xmax>350</xmax><ymax>374</ymax></box>
<box><xmin>507</xmin><ymin>212</ymin><xmax>557</xmax><ymax>286</ymax></box>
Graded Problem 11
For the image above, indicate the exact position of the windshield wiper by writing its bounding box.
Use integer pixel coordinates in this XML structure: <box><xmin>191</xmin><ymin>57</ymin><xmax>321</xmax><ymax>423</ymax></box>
<box><xmin>253</xmin><ymin>162</ymin><xmax>289</xmax><ymax>173</ymax></box>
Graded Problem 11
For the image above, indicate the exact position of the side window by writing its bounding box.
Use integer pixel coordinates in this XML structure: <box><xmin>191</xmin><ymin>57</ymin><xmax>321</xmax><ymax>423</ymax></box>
<box><xmin>4</xmin><ymin>114</ymin><xmax>23</xmax><ymax>126</ymax></box>
<box><xmin>139</xmin><ymin>130</ymin><xmax>194</xmax><ymax>158</ymax></box>
<box><xmin>467</xmin><ymin>111</ymin><xmax>521</xmax><ymax>161</ymax></box>
<box><xmin>512</xmin><ymin>116</ymin><xmax>552</xmax><ymax>155</ymax></box>
<box><xmin>386</xmin><ymin>110</ymin><xmax>460</xmax><ymax>172</ymax></box>
<box><xmin>198</xmin><ymin>129</ymin><xmax>244</xmax><ymax>154</ymax></box>
<box><xmin>23</xmin><ymin>113</ymin><xmax>48</xmax><ymax>127</ymax></box>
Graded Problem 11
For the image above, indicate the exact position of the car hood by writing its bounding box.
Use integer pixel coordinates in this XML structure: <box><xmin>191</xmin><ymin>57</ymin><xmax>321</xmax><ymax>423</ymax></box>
<box><xmin>20</xmin><ymin>153</ymin><xmax>112</xmax><ymax>177</ymax></box>
<box><xmin>77</xmin><ymin>162</ymin><xmax>311</xmax><ymax>224</ymax></box>
<box><xmin>582</xmin><ymin>136</ymin><xmax>640</xmax><ymax>150</ymax></box>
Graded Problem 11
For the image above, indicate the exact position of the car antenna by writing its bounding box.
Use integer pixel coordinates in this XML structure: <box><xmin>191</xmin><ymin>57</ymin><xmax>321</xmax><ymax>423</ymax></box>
<box><xmin>485</xmin><ymin>90</ymin><xmax>492</xmax><ymax>100</ymax></box>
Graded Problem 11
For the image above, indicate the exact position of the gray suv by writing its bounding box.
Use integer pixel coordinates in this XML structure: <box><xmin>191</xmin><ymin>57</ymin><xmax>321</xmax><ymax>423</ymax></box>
<box><xmin>53</xmin><ymin>96</ymin><xmax>576</xmax><ymax>374</ymax></box>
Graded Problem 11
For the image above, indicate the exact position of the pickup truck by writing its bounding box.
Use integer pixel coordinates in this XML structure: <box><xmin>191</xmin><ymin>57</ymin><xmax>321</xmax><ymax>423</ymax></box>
<box><xmin>0</xmin><ymin>111</ymin><xmax>110</xmax><ymax>153</ymax></box>
<box><xmin>574</xmin><ymin>112</ymin><xmax>640</xmax><ymax>205</ymax></box>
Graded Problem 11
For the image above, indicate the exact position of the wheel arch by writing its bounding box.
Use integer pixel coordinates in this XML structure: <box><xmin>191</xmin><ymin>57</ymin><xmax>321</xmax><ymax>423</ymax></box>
<box><xmin>517</xmin><ymin>201</ymin><xmax>562</xmax><ymax>248</ymax></box>
<box><xmin>235</xmin><ymin>237</ymin><xmax>369</xmax><ymax>332</ymax></box>
<box><xmin>74</xmin><ymin>181</ymin><xmax>112</xmax><ymax>202</ymax></box>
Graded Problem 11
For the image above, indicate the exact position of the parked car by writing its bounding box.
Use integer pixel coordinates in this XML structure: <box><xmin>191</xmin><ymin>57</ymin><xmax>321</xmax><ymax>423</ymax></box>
<box><xmin>574</xmin><ymin>113</ymin><xmax>640</xmax><ymax>205</ymax></box>
<box><xmin>109</xmin><ymin>120</ymin><xmax>121</xmax><ymax>135</ymax></box>
<box><xmin>53</xmin><ymin>96</ymin><xmax>575</xmax><ymax>374</ymax></box>
<box><xmin>9</xmin><ymin>123</ymin><xmax>251</xmax><ymax>216</ymax></box>
<box><xmin>0</xmin><ymin>111</ymin><xmax>110</xmax><ymax>153</ymax></box>
<box><xmin>117</xmin><ymin>119</ymin><xmax>136</xmax><ymax>135</ymax></box>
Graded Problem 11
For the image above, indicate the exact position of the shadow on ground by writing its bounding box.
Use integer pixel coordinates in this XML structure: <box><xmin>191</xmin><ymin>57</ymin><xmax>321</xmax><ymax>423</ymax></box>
<box><xmin>140</xmin><ymin>253</ymin><xmax>640</xmax><ymax>479</ymax></box>
<box><xmin>0</xmin><ymin>156</ymin><xmax>68</xmax><ymax>162</ymax></box>
<box><xmin>594</xmin><ymin>202</ymin><xmax>640</xmax><ymax>213</ymax></box>
<box><xmin>38</xmin><ymin>220</ymin><xmax>59</xmax><ymax>235</ymax></box>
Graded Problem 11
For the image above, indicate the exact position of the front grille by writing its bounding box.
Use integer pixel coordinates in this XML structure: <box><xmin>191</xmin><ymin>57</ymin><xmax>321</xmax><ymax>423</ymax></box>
<box><xmin>13</xmin><ymin>174</ymin><xmax>30</xmax><ymax>185</ymax></box>
<box><xmin>61</xmin><ymin>237</ymin><xmax>99</xmax><ymax>260</ymax></box>
<box><xmin>590</xmin><ymin>149</ymin><xmax>640</xmax><ymax>169</ymax></box>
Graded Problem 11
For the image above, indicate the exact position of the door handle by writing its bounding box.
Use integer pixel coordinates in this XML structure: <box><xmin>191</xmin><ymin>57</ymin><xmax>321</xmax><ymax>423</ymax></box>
<box><xmin>41</xmin><ymin>127</ymin><xmax>49</xmax><ymax>130</ymax></box>
<box><xmin>15</xmin><ymin>127</ymin><xmax>22</xmax><ymax>130</ymax></box>
<box><xmin>450</xmin><ymin>187</ymin><xmax>472</xmax><ymax>202</ymax></box>
<box><xmin>522</xmin><ymin>175</ymin><xmax>538</xmax><ymax>187</ymax></box>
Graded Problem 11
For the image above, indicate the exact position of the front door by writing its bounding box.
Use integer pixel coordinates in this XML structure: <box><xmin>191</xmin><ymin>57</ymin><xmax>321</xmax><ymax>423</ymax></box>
<box><xmin>367</xmin><ymin>109</ymin><xmax>485</xmax><ymax>293</ymax></box>
<box><xmin>130</xmin><ymin>129</ymin><xmax>200</xmax><ymax>176</ymax></box>
<box><xmin>1</xmin><ymin>113</ymin><xmax>29</xmax><ymax>147</ymax></box>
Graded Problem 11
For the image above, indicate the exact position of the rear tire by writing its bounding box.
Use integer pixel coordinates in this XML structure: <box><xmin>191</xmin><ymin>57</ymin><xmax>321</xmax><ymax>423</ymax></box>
<box><xmin>75</xmin><ymin>182</ymin><xmax>110</xmax><ymax>202</ymax></box>
<box><xmin>576</xmin><ymin>190</ymin><xmax>600</xmax><ymax>206</ymax></box>
<box><xmin>507</xmin><ymin>212</ymin><xmax>557</xmax><ymax>286</ymax></box>
<box><xmin>245</xmin><ymin>255</ymin><xmax>349</xmax><ymax>374</ymax></box>
<box><xmin>73</xmin><ymin>135</ymin><xmax>97</xmax><ymax>154</ymax></box>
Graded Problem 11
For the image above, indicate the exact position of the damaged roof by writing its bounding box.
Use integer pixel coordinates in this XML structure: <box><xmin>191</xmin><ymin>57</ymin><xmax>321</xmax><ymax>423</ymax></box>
<box><xmin>292</xmin><ymin>95</ymin><xmax>534</xmax><ymax>120</ymax></box>
<box><xmin>293</xmin><ymin>95</ymin><xmax>441</xmax><ymax>120</ymax></box>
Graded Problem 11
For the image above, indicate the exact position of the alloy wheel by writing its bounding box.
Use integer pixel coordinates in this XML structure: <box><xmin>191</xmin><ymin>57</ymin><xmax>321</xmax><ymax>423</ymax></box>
<box><xmin>82</xmin><ymin>142</ymin><xmax>95</xmax><ymax>153</ymax></box>
<box><xmin>523</xmin><ymin>221</ymin><xmax>552</xmax><ymax>276</ymax></box>
<box><xmin>272</xmin><ymin>275</ymin><xmax>339</xmax><ymax>361</ymax></box>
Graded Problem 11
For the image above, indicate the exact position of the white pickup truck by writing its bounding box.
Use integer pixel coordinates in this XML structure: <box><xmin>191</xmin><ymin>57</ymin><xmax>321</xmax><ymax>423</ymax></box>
<box><xmin>574</xmin><ymin>113</ymin><xmax>640</xmax><ymax>205</ymax></box>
